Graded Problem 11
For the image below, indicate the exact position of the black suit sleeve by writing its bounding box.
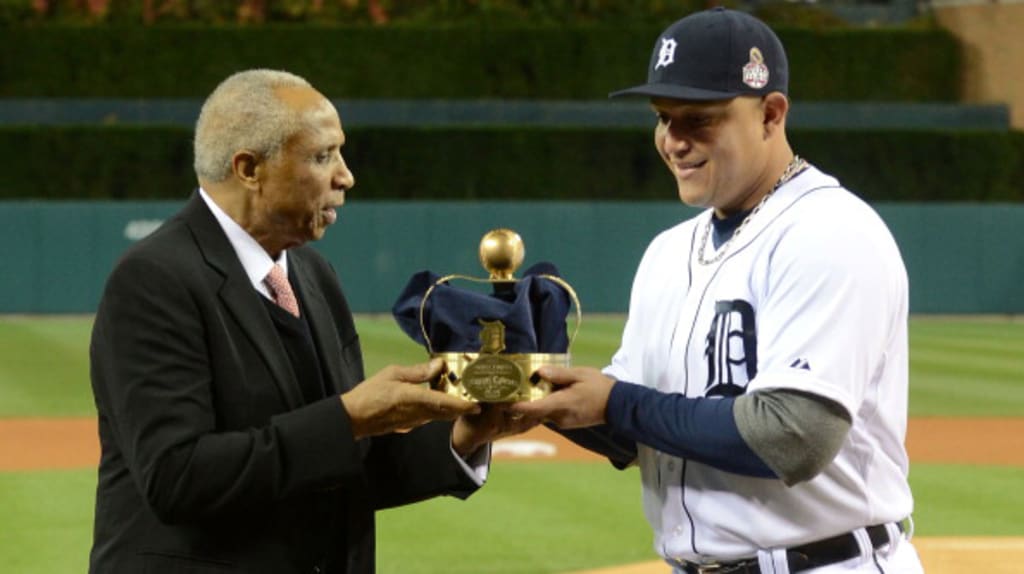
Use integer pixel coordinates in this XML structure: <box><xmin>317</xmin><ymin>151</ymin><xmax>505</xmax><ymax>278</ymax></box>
<box><xmin>364</xmin><ymin>422</ymin><xmax>480</xmax><ymax>510</ymax></box>
<box><xmin>551</xmin><ymin>424</ymin><xmax>638</xmax><ymax>469</ymax></box>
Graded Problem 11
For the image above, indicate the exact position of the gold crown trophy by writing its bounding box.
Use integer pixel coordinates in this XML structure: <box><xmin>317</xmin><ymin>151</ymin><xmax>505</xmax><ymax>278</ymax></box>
<box><xmin>418</xmin><ymin>229</ymin><xmax>581</xmax><ymax>402</ymax></box>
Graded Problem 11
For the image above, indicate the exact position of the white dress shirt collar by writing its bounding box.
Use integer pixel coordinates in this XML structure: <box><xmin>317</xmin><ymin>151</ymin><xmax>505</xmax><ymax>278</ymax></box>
<box><xmin>198</xmin><ymin>188</ymin><xmax>287</xmax><ymax>299</ymax></box>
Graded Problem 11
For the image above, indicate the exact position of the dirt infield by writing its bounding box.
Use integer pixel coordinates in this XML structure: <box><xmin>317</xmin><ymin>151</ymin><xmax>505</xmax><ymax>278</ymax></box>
<box><xmin>1</xmin><ymin>416</ymin><xmax>1023</xmax><ymax>470</ymax></box>
<box><xmin>2</xmin><ymin>416</ymin><xmax>1021</xmax><ymax>573</ymax></box>
<box><xmin>493</xmin><ymin>417</ymin><xmax>1024</xmax><ymax>466</ymax></box>
<box><xmin>0</xmin><ymin>417</ymin><xmax>99</xmax><ymax>471</ymax></box>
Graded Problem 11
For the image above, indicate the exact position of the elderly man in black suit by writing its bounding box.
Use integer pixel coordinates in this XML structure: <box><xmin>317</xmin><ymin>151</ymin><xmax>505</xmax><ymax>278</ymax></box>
<box><xmin>89</xmin><ymin>69</ymin><xmax>524</xmax><ymax>574</ymax></box>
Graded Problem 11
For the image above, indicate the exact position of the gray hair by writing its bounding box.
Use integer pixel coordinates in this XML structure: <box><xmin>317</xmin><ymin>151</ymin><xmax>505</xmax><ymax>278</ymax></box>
<box><xmin>193</xmin><ymin>69</ymin><xmax>313</xmax><ymax>182</ymax></box>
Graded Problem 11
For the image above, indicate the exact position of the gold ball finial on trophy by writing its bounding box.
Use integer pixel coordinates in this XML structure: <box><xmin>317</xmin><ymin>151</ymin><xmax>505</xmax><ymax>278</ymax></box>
<box><xmin>479</xmin><ymin>229</ymin><xmax>525</xmax><ymax>281</ymax></box>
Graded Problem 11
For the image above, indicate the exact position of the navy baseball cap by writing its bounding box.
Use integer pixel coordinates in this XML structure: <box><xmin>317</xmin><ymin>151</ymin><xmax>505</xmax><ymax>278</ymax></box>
<box><xmin>610</xmin><ymin>7</ymin><xmax>788</xmax><ymax>101</ymax></box>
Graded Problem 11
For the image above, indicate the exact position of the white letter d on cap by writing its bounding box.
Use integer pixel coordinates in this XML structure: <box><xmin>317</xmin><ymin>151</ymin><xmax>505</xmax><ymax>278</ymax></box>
<box><xmin>655</xmin><ymin>38</ymin><xmax>677</xmax><ymax>70</ymax></box>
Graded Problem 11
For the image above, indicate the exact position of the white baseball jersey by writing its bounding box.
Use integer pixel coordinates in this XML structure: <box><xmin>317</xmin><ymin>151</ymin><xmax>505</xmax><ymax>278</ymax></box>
<box><xmin>604</xmin><ymin>166</ymin><xmax>914</xmax><ymax>561</ymax></box>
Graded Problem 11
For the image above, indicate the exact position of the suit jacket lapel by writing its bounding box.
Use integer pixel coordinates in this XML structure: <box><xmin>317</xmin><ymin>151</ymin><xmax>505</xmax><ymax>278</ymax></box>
<box><xmin>182</xmin><ymin>193</ymin><xmax>305</xmax><ymax>411</ymax></box>
<box><xmin>291</xmin><ymin>256</ymin><xmax>346</xmax><ymax>395</ymax></box>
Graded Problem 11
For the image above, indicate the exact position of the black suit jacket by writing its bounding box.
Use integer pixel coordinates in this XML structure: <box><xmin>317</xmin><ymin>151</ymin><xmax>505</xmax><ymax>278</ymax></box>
<box><xmin>89</xmin><ymin>194</ymin><xmax>479</xmax><ymax>573</ymax></box>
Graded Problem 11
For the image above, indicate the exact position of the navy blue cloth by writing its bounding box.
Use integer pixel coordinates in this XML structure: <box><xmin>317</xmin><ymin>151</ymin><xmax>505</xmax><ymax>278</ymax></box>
<box><xmin>605</xmin><ymin>381</ymin><xmax>776</xmax><ymax>478</ymax></box>
<box><xmin>553</xmin><ymin>425</ymin><xmax>638</xmax><ymax>469</ymax></box>
<box><xmin>710</xmin><ymin>207</ymin><xmax>751</xmax><ymax>249</ymax></box>
<box><xmin>392</xmin><ymin>262</ymin><xmax>571</xmax><ymax>353</ymax></box>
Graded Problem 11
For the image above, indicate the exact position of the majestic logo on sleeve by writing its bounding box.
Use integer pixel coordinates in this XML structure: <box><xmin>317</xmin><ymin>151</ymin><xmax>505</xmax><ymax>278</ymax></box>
<box><xmin>654</xmin><ymin>37</ymin><xmax>677</xmax><ymax>70</ymax></box>
<box><xmin>790</xmin><ymin>357</ymin><xmax>811</xmax><ymax>370</ymax></box>
<box><xmin>703</xmin><ymin>300</ymin><xmax>758</xmax><ymax>397</ymax></box>
<box><xmin>742</xmin><ymin>47</ymin><xmax>769</xmax><ymax>89</ymax></box>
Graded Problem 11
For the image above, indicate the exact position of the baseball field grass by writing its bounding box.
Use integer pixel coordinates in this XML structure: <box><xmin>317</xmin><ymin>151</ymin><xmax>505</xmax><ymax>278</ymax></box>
<box><xmin>0</xmin><ymin>315</ymin><xmax>1022</xmax><ymax>573</ymax></box>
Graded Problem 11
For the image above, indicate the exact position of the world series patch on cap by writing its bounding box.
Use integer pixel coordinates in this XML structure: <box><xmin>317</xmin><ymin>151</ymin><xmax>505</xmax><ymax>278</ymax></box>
<box><xmin>610</xmin><ymin>7</ymin><xmax>788</xmax><ymax>101</ymax></box>
<box><xmin>392</xmin><ymin>229</ymin><xmax>581</xmax><ymax>402</ymax></box>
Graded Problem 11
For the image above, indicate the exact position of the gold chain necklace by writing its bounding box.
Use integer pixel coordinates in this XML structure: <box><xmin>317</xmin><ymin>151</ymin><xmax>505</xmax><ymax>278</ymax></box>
<box><xmin>696</xmin><ymin>155</ymin><xmax>809</xmax><ymax>266</ymax></box>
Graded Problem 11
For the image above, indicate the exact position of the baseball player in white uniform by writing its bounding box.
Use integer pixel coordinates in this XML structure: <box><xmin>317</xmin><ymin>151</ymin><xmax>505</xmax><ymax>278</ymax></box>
<box><xmin>513</xmin><ymin>8</ymin><xmax>924</xmax><ymax>574</ymax></box>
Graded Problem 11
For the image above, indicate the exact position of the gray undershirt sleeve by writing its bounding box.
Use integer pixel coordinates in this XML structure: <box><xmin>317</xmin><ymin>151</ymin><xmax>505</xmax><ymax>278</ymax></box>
<box><xmin>733</xmin><ymin>389</ymin><xmax>852</xmax><ymax>486</ymax></box>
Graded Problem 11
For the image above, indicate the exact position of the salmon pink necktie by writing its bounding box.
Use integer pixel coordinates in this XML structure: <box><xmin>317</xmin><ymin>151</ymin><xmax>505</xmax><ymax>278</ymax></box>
<box><xmin>264</xmin><ymin>264</ymin><xmax>300</xmax><ymax>318</ymax></box>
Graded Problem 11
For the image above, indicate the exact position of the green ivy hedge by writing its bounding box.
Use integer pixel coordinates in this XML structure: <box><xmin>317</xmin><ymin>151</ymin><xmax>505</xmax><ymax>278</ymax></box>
<box><xmin>0</xmin><ymin>25</ymin><xmax>960</xmax><ymax>101</ymax></box>
<box><xmin>1</xmin><ymin>126</ymin><xmax>1020</xmax><ymax>202</ymax></box>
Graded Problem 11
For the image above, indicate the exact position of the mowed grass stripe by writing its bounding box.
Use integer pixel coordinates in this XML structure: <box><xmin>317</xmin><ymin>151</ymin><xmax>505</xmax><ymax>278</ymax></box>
<box><xmin>0</xmin><ymin>316</ymin><xmax>1021</xmax><ymax>417</ymax></box>
<box><xmin>912</xmin><ymin>349</ymin><xmax>1022</xmax><ymax>375</ymax></box>
<box><xmin>352</xmin><ymin>314</ymin><xmax>425</xmax><ymax>367</ymax></box>
<box><xmin>0</xmin><ymin>317</ymin><xmax>96</xmax><ymax>417</ymax></box>
<box><xmin>912</xmin><ymin>337</ymin><xmax>1023</xmax><ymax>355</ymax></box>
<box><xmin>910</xmin><ymin>322</ymin><xmax>1022</xmax><ymax>352</ymax></box>
<box><xmin>910</xmin><ymin>382</ymin><xmax>1024</xmax><ymax>417</ymax></box>
<box><xmin>909</xmin><ymin>463</ymin><xmax>1024</xmax><ymax>536</ymax></box>
<box><xmin>4</xmin><ymin>462</ymin><xmax>1020</xmax><ymax>574</ymax></box>
<box><xmin>908</xmin><ymin>319</ymin><xmax>1024</xmax><ymax>417</ymax></box>
<box><xmin>377</xmin><ymin>462</ymin><xmax>653</xmax><ymax>574</ymax></box>
<box><xmin>0</xmin><ymin>469</ymin><xmax>96</xmax><ymax>573</ymax></box>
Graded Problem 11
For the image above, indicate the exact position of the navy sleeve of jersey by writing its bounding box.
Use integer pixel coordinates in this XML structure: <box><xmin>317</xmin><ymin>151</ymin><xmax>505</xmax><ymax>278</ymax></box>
<box><xmin>550</xmin><ymin>424</ymin><xmax>638</xmax><ymax>469</ymax></box>
<box><xmin>605</xmin><ymin>381</ymin><xmax>777</xmax><ymax>478</ymax></box>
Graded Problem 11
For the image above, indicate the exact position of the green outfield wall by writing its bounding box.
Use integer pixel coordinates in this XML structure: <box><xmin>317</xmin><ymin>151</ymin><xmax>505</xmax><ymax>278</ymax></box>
<box><xmin>2</xmin><ymin>201</ymin><xmax>1021</xmax><ymax>315</ymax></box>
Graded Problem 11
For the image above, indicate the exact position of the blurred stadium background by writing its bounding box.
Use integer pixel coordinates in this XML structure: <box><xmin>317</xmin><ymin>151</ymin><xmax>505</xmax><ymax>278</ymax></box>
<box><xmin>1</xmin><ymin>0</ymin><xmax>1023</xmax><ymax>572</ymax></box>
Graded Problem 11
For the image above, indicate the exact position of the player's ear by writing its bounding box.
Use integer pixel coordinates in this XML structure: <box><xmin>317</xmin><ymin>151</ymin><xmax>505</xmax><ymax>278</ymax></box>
<box><xmin>231</xmin><ymin>150</ymin><xmax>261</xmax><ymax>191</ymax></box>
<box><xmin>762</xmin><ymin>92</ymin><xmax>789</xmax><ymax>139</ymax></box>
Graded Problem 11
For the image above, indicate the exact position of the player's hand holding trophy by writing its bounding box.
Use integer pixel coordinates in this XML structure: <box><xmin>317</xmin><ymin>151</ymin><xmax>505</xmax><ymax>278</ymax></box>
<box><xmin>393</xmin><ymin>229</ymin><xmax>580</xmax><ymax>402</ymax></box>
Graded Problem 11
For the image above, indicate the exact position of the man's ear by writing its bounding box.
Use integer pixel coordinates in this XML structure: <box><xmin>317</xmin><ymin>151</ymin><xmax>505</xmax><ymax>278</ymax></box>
<box><xmin>762</xmin><ymin>92</ymin><xmax>789</xmax><ymax>138</ymax></box>
<box><xmin>231</xmin><ymin>150</ymin><xmax>261</xmax><ymax>190</ymax></box>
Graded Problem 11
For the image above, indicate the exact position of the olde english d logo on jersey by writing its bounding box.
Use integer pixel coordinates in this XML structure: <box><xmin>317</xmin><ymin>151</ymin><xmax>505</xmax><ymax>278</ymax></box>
<box><xmin>742</xmin><ymin>47</ymin><xmax>769</xmax><ymax>89</ymax></box>
<box><xmin>703</xmin><ymin>300</ymin><xmax>758</xmax><ymax>397</ymax></box>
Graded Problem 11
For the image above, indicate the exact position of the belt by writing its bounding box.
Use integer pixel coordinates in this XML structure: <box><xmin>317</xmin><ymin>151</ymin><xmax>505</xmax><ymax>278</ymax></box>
<box><xmin>674</xmin><ymin>521</ymin><xmax>904</xmax><ymax>574</ymax></box>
